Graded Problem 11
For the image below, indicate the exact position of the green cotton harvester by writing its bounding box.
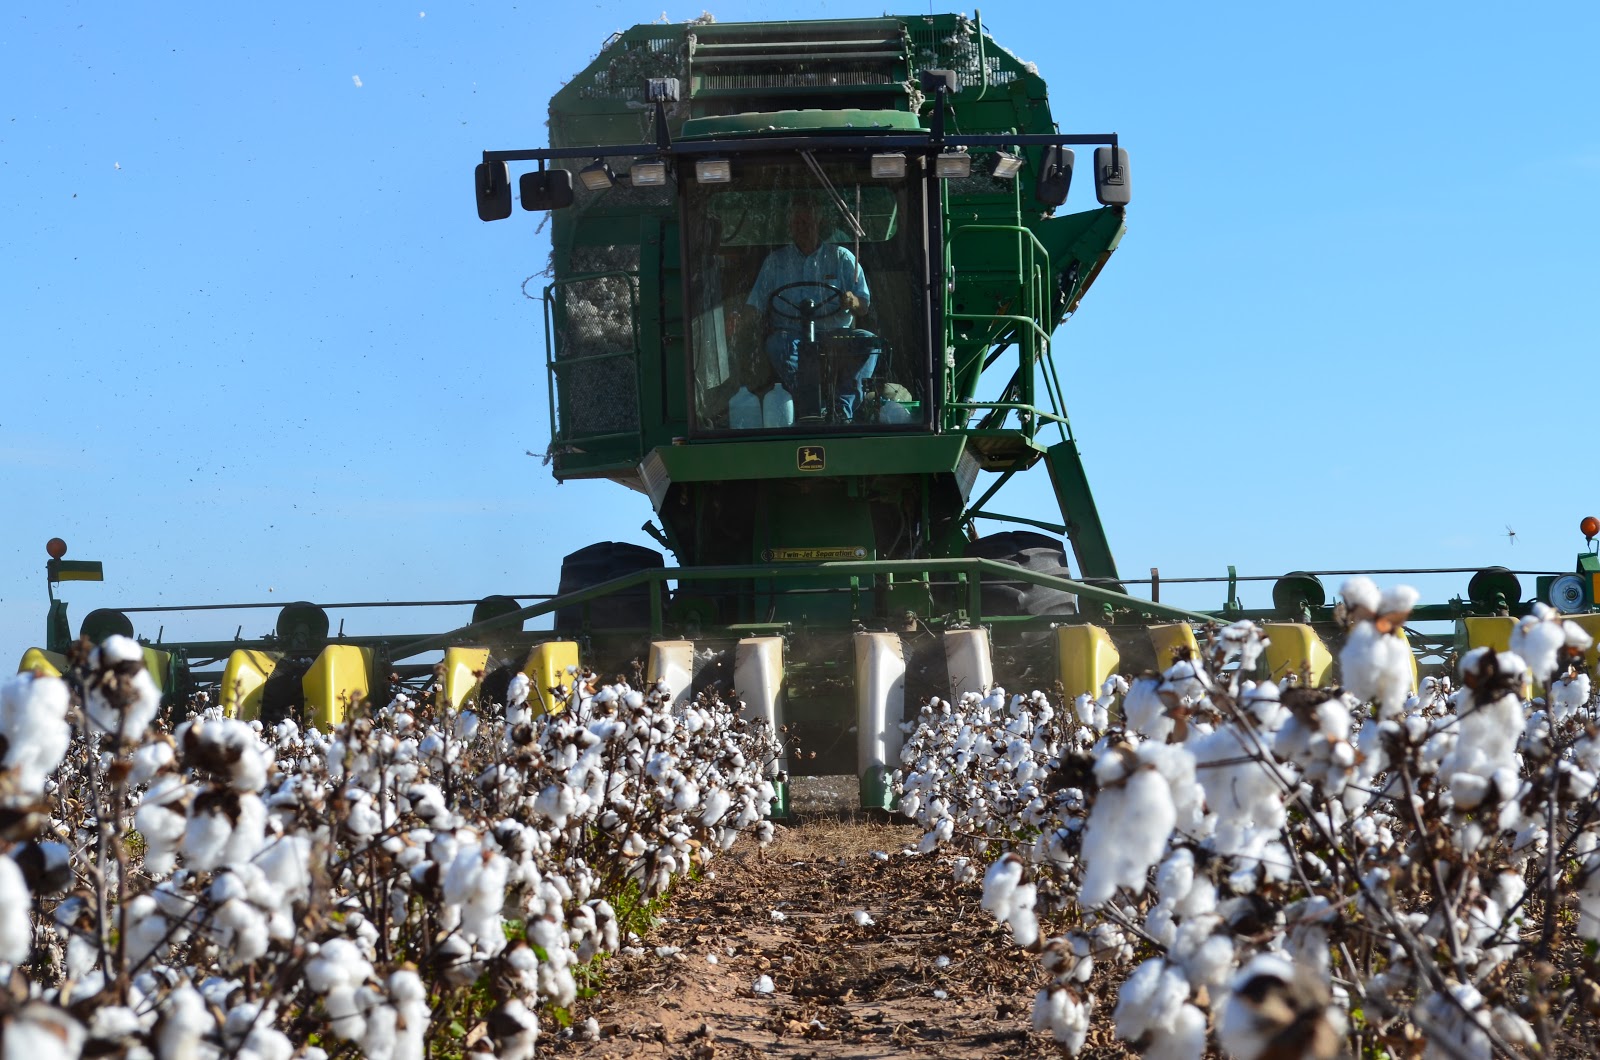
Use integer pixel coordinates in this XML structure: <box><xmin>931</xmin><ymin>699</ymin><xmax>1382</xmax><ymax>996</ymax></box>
<box><xmin>26</xmin><ymin>14</ymin><xmax>1600</xmax><ymax>811</ymax></box>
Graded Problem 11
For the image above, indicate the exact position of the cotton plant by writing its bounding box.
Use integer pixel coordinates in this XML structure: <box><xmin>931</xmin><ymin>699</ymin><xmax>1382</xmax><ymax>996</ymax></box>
<box><xmin>0</xmin><ymin>639</ymin><xmax>779</xmax><ymax>1058</ymax></box>
<box><xmin>895</xmin><ymin>583</ymin><xmax>1600</xmax><ymax>1058</ymax></box>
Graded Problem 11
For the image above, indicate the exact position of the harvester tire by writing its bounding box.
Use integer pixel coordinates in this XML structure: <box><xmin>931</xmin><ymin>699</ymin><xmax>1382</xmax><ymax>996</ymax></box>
<box><xmin>964</xmin><ymin>531</ymin><xmax>1078</xmax><ymax>617</ymax></box>
<box><xmin>555</xmin><ymin>541</ymin><xmax>665</xmax><ymax>634</ymax></box>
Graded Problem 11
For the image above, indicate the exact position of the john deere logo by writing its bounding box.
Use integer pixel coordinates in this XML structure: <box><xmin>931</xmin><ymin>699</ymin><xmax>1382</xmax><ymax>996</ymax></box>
<box><xmin>797</xmin><ymin>446</ymin><xmax>825</xmax><ymax>471</ymax></box>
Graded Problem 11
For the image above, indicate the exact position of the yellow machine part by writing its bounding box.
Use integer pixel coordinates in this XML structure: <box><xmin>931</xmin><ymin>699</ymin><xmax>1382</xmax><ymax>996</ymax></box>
<box><xmin>1056</xmin><ymin>625</ymin><xmax>1120</xmax><ymax>699</ymax></box>
<box><xmin>1461</xmin><ymin>616</ymin><xmax>1516</xmax><ymax>655</ymax></box>
<box><xmin>1394</xmin><ymin>628</ymin><xmax>1420</xmax><ymax>697</ymax></box>
<box><xmin>302</xmin><ymin>645</ymin><xmax>373</xmax><ymax>731</ymax></box>
<box><xmin>1262</xmin><ymin>624</ymin><xmax>1334</xmax><ymax>688</ymax></box>
<box><xmin>17</xmin><ymin>648</ymin><xmax>67</xmax><ymax>677</ymax></box>
<box><xmin>220</xmin><ymin>650</ymin><xmax>281</xmax><ymax>721</ymax></box>
<box><xmin>1148</xmin><ymin>623</ymin><xmax>1201</xmax><ymax>669</ymax></box>
<box><xmin>1459</xmin><ymin>616</ymin><xmax>1524</xmax><ymax>695</ymax></box>
<box><xmin>521</xmin><ymin>641</ymin><xmax>579</xmax><ymax>717</ymax></box>
<box><xmin>18</xmin><ymin>646</ymin><xmax>171</xmax><ymax>691</ymax></box>
<box><xmin>441</xmin><ymin>647</ymin><xmax>491</xmax><ymax>711</ymax></box>
<box><xmin>142</xmin><ymin>646</ymin><xmax>172</xmax><ymax>693</ymax></box>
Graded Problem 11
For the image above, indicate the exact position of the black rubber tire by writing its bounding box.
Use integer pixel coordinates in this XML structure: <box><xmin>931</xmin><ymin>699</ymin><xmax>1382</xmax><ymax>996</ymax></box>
<box><xmin>963</xmin><ymin>531</ymin><xmax>1078</xmax><ymax>617</ymax></box>
<box><xmin>554</xmin><ymin>541</ymin><xmax>665</xmax><ymax>633</ymax></box>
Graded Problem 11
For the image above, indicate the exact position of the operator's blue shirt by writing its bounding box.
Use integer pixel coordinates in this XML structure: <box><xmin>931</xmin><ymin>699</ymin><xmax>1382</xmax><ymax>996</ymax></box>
<box><xmin>746</xmin><ymin>242</ymin><xmax>870</xmax><ymax>332</ymax></box>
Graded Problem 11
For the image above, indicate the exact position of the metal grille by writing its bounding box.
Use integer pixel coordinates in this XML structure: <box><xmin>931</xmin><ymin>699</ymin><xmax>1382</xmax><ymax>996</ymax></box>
<box><xmin>908</xmin><ymin>20</ymin><xmax>1016</xmax><ymax>90</ymax></box>
<box><xmin>580</xmin><ymin>37</ymin><xmax>684</xmax><ymax>101</ymax></box>
<box><xmin>697</xmin><ymin>69</ymin><xmax>899</xmax><ymax>91</ymax></box>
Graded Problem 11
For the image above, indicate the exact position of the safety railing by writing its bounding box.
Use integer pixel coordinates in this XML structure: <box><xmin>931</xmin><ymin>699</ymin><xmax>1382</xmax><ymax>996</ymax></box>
<box><xmin>542</xmin><ymin>270</ymin><xmax>643</xmax><ymax>452</ymax></box>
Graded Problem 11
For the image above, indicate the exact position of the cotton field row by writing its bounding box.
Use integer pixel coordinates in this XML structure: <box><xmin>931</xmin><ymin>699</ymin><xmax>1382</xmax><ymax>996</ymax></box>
<box><xmin>0</xmin><ymin>639</ymin><xmax>779</xmax><ymax>1058</ymax></box>
<box><xmin>898</xmin><ymin>579</ymin><xmax>1600</xmax><ymax>1059</ymax></box>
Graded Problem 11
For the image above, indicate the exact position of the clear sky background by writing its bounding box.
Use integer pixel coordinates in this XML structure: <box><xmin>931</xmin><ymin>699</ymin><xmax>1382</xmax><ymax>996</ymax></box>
<box><xmin>3</xmin><ymin>1</ymin><xmax>1597</xmax><ymax>654</ymax></box>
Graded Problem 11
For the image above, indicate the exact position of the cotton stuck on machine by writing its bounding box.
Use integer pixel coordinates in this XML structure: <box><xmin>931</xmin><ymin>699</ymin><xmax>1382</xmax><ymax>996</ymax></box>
<box><xmin>23</xmin><ymin>14</ymin><xmax>1600</xmax><ymax>810</ymax></box>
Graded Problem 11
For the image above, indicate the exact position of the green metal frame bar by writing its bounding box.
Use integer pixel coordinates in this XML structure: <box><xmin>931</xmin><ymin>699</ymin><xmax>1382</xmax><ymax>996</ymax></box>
<box><xmin>967</xmin><ymin>510</ymin><xmax>1069</xmax><ymax>535</ymax></box>
<box><xmin>383</xmin><ymin>556</ymin><xmax>1214</xmax><ymax>661</ymax></box>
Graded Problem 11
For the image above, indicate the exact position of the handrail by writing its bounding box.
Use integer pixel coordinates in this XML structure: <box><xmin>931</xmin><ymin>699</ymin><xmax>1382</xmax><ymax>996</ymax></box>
<box><xmin>948</xmin><ymin>400</ymin><xmax>1068</xmax><ymax>426</ymax></box>
<box><xmin>543</xmin><ymin>270</ymin><xmax>642</xmax><ymax>446</ymax></box>
<box><xmin>945</xmin><ymin>222</ymin><xmax>1057</xmax><ymax>440</ymax></box>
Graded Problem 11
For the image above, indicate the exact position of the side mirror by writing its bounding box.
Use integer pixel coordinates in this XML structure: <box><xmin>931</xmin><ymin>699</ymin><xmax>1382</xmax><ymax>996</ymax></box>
<box><xmin>1093</xmin><ymin>146</ymin><xmax>1131</xmax><ymax>206</ymax></box>
<box><xmin>1035</xmin><ymin>146</ymin><xmax>1074</xmax><ymax>207</ymax></box>
<box><xmin>520</xmin><ymin>169</ymin><xmax>575</xmax><ymax>212</ymax></box>
<box><xmin>475</xmin><ymin>162</ymin><xmax>512</xmax><ymax>221</ymax></box>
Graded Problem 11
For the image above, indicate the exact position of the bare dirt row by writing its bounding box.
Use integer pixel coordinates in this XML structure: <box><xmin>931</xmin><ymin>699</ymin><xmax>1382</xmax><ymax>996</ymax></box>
<box><xmin>545</xmin><ymin>810</ymin><xmax>1133</xmax><ymax>1060</ymax></box>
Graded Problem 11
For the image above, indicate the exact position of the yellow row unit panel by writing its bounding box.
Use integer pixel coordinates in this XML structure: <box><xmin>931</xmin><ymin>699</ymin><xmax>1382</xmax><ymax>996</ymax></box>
<box><xmin>1394</xmin><ymin>628</ymin><xmax>1420</xmax><ymax>698</ymax></box>
<box><xmin>219</xmin><ymin>650</ymin><xmax>282</xmax><ymax>721</ymax></box>
<box><xmin>142</xmin><ymin>646</ymin><xmax>172</xmax><ymax>693</ymax></box>
<box><xmin>303</xmin><ymin>645</ymin><xmax>373</xmax><ymax>731</ymax></box>
<box><xmin>1056</xmin><ymin>625</ymin><xmax>1120</xmax><ymax>699</ymax></box>
<box><xmin>17</xmin><ymin>648</ymin><xmax>67</xmax><ymax>678</ymax></box>
<box><xmin>1461</xmin><ymin>616</ymin><xmax>1516</xmax><ymax>655</ymax></box>
<box><xmin>1148</xmin><ymin>624</ymin><xmax>1201</xmax><ymax>670</ymax></box>
<box><xmin>441</xmin><ymin>647</ymin><xmax>492</xmax><ymax>711</ymax></box>
<box><xmin>1262</xmin><ymin>624</ymin><xmax>1334</xmax><ymax>688</ymax></box>
<box><xmin>521</xmin><ymin>641</ymin><xmax>579</xmax><ymax>717</ymax></box>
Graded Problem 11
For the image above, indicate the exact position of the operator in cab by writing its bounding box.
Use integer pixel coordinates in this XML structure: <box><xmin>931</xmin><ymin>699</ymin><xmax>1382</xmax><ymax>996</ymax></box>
<box><xmin>737</xmin><ymin>199</ymin><xmax>876</xmax><ymax>421</ymax></box>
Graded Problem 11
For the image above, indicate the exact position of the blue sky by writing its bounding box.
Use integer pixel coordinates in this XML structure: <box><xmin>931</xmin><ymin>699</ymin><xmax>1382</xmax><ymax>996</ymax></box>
<box><xmin>3</xmin><ymin>1</ymin><xmax>1597</xmax><ymax>654</ymax></box>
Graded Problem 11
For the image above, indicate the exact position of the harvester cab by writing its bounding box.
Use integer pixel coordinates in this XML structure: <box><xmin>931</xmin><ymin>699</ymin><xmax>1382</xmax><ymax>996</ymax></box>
<box><xmin>475</xmin><ymin>14</ymin><xmax>1169</xmax><ymax>804</ymax></box>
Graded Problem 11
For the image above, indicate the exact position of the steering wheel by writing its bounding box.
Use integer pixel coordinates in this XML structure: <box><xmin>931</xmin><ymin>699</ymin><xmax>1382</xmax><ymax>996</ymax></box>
<box><xmin>766</xmin><ymin>281</ymin><xmax>848</xmax><ymax>324</ymax></box>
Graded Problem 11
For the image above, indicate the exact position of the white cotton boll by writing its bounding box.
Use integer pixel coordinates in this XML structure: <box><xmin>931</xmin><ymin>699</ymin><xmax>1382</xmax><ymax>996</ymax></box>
<box><xmin>183</xmin><ymin>805</ymin><xmax>234</xmax><ymax>871</ymax></box>
<box><xmin>0</xmin><ymin>672</ymin><xmax>72</xmax><ymax>794</ymax></box>
<box><xmin>491</xmin><ymin>998</ymin><xmax>539</xmax><ymax>1060</ymax></box>
<box><xmin>1154</xmin><ymin>848</ymin><xmax>1195</xmax><ymax>905</ymax></box>
<box><xmin>361</xmin><ymin>999</ymin><xmax>399</xmax><ymax>1060</ymax></box>
<box><xmin>1143</xmin><ymin>1002</ymin><xmax>1207</xmax><ymax>1060</ymax></box>
<box><xmin>242</xmin><ymin>1026</ymin><xmax>295</xmax><ymax>1060</ymax></box>
<box><xmin>1008</xmin><ymin>883</ymin><xmax>1039</xmax><ymax>947</ymax></box>
<box><xmin>1510</xmin><ymin>606</ymin><xmax>1567</xmax><ymax>683</ymax></box>
<box><xmin>1217</xmin><ymin>953</ymin><xmax>1345</xmax><ymax>1060</ymax></box>
<box><xmin>752</xmin><ymin>974</ymin><xmax>775</xmax><ymax>994</ymax></box>
<box><xmin>1378</xmin><ymin>584</ymin><xmax>1419</xmax><ymax>617</ymax></box>
<box><xmin>1123</xmin><ymin>677</ymin><xmax>1173</xmax><ymax>742</ymax></box>
<box><xmin>1578</xmin><ymin>852</ymin><xmax>1600</xmax><ymax>942</ymax></box>
<box><xmin>158</xmin><ymin>985</ymin><xmax>213</xmax><ymax>1059</ymax></box>
<box><xmin>981</xmin><ymin>855</ymin><xmax>1023</xmax><ymax>919</ymax></box>
<box><xmin>505</xmin><ymin>672</ymin><xmax>530</xmax><ymax>714</ymax></box>
<box><xmin>0</xmin><ymin>856</ymin><xmax>33</xmax><ymax>964</ymax></box>
<box><xmin>85</xmin><ymin>635</ymin><xmax>162</xmax><ymax>743</ymax></box>
<box><xmin>124</xmin><ymin>895</ymin><xmax>169</xmax><ymax>966</ymax></box>
<box><xmin>1113</xmin><ymin>957</ymin><xmax>1188</xmax><ymax>1042</ymax></box>
<box><xmin>130</xmin><ymin>738</ymin><xmax>176</xmax><ymax>787</ymax></box>
<box><xmin>1080</xmin><ymin>764</ymin><xmax>1177</xmax><ymax>907</ymax></box>
<box><xmin>1340</xmin><ymin>576</ymin><xmax>1380</xmax><ymax>614</ymax></box>
<box><xmin>1182</xmin><ymin>933</ymin><xmax>1235</xmax><ymax>990</ymax></box>
<box><xmin>700</xmin><ymin>788</ymin><xmax>732</xmax><ymax>826</ymax></box>
<box><xmin>325</xmin><ymin>984</ymin><xmax>368</xmax><ymax>1044</ymax></box>
<box><xmin>1032</xmin><ymin>986</ymin><xmax>1090</xmax><ymax>1052</ymax></box>
<box><xmin>851</xmin><ymin>910</ymin><xmax>874</xmax><ymax>926</ymax></box>
<box><xmin>1450</xmin><ymin>772</ymin><xmax>1491</xmax><ymax>811</ymax></box>
<box><xmin>1340</xmin><ymin>621</ymin><xmax>1414</xmax><ymax>718</ymax></box>
<box><xmin>1549</xmin><ymin>671</ymin><xmax>1590</xmax><ymax>724</ymax></box>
